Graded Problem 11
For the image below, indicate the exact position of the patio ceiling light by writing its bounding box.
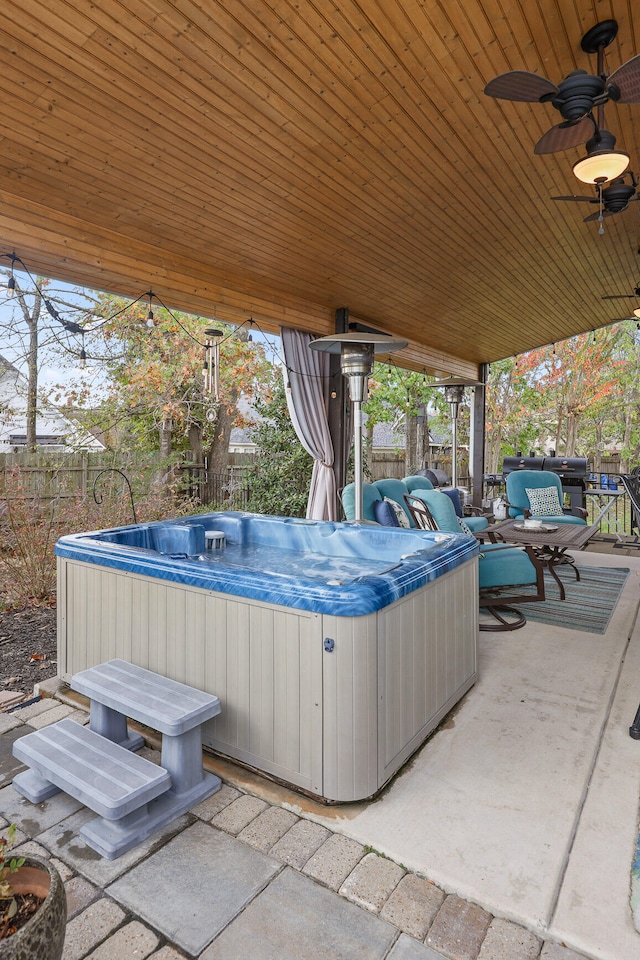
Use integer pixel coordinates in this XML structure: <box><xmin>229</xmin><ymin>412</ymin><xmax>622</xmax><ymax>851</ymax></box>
<box><xmin>572</xmin><ymin>129</ymin><xmax>629</xmax><ymax>184</ymax></box>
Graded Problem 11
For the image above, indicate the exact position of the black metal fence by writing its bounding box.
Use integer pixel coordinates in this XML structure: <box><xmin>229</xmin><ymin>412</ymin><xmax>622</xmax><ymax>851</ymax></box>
<box><xmin>177</xmin><ymin>467</ymin><xmax>251</xmax><ymax>510</ymax></box>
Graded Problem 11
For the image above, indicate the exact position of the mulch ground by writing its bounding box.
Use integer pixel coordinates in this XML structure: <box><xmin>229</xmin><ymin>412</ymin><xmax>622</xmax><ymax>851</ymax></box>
<box><xmin>0</xmin><ymin>607</ymin><xmax>58</xmax><ymax>700</ymax></box>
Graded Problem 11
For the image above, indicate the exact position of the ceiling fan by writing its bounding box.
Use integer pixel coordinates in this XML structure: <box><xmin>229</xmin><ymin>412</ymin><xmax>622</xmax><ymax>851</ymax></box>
<box><xmin>552</xmin><ymin>171</ymin><xmax>639</xmax><ymax>222</ymax></box>
<box><xmin>602</xmin><ymin>282</ymin><xmax>640</xmax><ymax>301</ymax></box>
<box><xmin>484</xmin><ymin>19</ymin><xmax>640</xmax><ymax>156</ymax></box>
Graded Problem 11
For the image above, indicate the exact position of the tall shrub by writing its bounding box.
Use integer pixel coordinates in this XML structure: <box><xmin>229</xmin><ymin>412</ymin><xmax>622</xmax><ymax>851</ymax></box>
<box><xmin>243</xmin><ymin>380</ymin><xmax>313</xmax><ymax>517</ymax></box>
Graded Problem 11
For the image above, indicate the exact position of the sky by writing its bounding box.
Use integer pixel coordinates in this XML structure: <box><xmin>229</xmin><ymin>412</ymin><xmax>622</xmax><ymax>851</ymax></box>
<box><xmin>0</xmin><ymin>263</ymin><xmax>282</xmax><ymax>405</ymax></box>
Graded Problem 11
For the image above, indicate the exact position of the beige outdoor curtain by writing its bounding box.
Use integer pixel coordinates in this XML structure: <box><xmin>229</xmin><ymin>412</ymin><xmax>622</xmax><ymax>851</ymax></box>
<box><xmin>281</xmin><ymin>327</ymin><xmax>337</xmax><ymax>521</ymax></box>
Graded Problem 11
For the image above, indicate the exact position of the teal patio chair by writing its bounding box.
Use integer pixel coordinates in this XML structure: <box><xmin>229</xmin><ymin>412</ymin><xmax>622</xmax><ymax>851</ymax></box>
<box><xmin>505</xmin><ymin>470</ymin><xmax>587</xmax><ymax>525</ymax></box>
<box><xmin>404</xmin><ymin>491</ymin><xmax>546</xmax><ymax>631</ymax></box>
<box><xmin>403</xmin><ymin>478</ymin><xmax>489</xmax><ymax>533</ymax></box>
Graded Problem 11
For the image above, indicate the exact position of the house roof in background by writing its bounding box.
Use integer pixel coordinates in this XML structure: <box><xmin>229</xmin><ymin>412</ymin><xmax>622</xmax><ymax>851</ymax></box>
<box><xmin>0</xmin><ymin>2</ymin><xmax>639</xmax><ymax>378</ymax></box>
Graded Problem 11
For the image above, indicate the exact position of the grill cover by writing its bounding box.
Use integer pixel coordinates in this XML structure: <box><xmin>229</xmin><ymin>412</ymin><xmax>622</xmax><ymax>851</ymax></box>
<box><xmin>542</xmin><ymin>457</ymin><xmax>589</xmax><ymax>478</ymax></box>
<box><xmin>501</xmin><ymin>456</ymin><xmax>545</xmax><ymax>474</ymax></box>
<box><xmin>415</xmin><ymin>467</ymin><xmax>450</xmax><ymax>487</ymax></box>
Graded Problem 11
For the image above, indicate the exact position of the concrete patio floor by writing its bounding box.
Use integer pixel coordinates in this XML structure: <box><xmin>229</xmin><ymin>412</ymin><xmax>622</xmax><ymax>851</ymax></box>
<box><xmin>1</xmin><ymin>539</ymin><xmax>639</xmax><ymax>959</ymax></box>
<box><xmin>301</xmin><ymin>545</ymin><xmax>640</xmax><ymax>960</ymax></box>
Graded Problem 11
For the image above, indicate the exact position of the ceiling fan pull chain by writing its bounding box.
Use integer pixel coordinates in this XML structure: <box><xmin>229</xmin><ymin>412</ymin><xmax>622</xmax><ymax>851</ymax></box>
<box><xmin>598</xmin><ymin>185</ymin><xmax>605</xmax><ymax>234</ymax></box>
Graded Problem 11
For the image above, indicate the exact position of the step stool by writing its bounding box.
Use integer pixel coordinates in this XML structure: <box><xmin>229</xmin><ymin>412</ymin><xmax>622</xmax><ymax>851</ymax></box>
<box><xmin>13</xmin><ymin>719</ymin><xmax>172</xmax><ymax>858</ymax></box>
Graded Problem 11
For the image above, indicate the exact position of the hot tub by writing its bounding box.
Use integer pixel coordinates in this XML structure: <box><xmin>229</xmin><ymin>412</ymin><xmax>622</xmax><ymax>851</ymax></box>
<box><xmin>56</xmin><ymin>512</ymin><xmax>479</xmax><ymax>802</ymax></box>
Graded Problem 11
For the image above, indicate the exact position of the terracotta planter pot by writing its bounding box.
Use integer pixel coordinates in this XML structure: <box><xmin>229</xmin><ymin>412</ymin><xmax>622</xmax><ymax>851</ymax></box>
<box><xmin>0</xmin><ymin>856</ymin><xmax>66</xmax><ymax>960</ymax></box>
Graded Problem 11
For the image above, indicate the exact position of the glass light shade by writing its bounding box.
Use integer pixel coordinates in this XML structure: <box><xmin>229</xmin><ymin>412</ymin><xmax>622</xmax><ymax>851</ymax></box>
<box><xmin>572</xmin><ymin>150</ymin><xmax>629</xmax><ymax>185</ymax></box>
<box><xmin>633</xmin><ymin>307</ymin><xmax>640</xmax><ymax>319</ymax></box>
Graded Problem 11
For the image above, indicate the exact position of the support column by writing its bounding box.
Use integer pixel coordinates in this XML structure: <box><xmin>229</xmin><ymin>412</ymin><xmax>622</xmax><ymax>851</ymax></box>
<box><xmin>327</xmin><ymin>307</ymin><xmax>350</xmax><ymax>516</ymax></box>
<box><xmin>471</xmin><ymin>364</ymin><xmax>488</xmax><ymax>507</ymax></box>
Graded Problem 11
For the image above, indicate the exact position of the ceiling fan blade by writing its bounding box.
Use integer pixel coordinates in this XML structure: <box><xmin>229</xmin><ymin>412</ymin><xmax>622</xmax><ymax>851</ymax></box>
<box><xmin>584</xmin><ymin>208</ymin><xmax>617</xmax><ymax>222</ymax></box>
<box><xmin>551</xmin><ymin>195</ymin><xmax>598</xmax><ymax>203</ymax></box>
<box><xmin>607</xmin><ymin>54</ymin><xmax>640</xmax><ymax>102</ymax></box>
<box><xmin>601</xmin><ymin>294</ymin><xmax>638</xmax><ymax>299</ymax></box>
<box><xmin>484</xmin><ymin>70</ymin><xmax>558</xmax><ymax>102</ymax></box>
<box><xmin>534</xmin><ymin>116</ymin><xmax>592</xmax><ymax>155</ymax></box>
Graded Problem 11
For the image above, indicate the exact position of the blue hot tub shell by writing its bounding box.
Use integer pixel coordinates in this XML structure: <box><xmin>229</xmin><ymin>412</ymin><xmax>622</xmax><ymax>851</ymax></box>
<box><xmin>56</xmin><ymin>512</ymin><xmax>479</xmax><ymax>802</ymax></box>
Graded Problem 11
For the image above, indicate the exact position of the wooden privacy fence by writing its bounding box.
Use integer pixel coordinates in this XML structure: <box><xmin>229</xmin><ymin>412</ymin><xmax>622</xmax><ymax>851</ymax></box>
<box><xmin>0</xmin><ymin>451</ymin><xmax>161</xmax><ymax>501</ymax></box>
<box><xmin>0</xmin><ymin>451</ymin><xmax>251</xmax><ymax>512</ymax></box>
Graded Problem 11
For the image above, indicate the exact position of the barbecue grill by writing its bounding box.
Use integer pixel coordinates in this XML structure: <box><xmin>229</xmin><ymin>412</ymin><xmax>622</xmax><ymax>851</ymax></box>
<box><xmin>415</xmin><ymin>467</ymin><xmax>450</xmax><ymax>487</ymax></box>
<box><xmin>500</xmin><ymin>456</ymin><xmax>590</xmax><ymax>513</ymax></box>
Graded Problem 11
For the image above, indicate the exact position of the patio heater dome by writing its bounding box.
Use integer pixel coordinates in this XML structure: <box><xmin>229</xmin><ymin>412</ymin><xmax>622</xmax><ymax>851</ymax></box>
<box><xmin>310</xmin><ymin>332</ymin><xmax>407</xmax><ymax>521</ymax></box>
<box><xmin>431</xmin><ymin>376</ymin><xmax>483</xmax><ymax>490</ymax></box>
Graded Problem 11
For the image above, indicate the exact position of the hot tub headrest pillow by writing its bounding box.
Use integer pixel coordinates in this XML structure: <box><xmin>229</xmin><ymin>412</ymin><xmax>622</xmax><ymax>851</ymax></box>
<box><xmin>151</xmin><ymin>524</ymin><xmax>206</xmax><ymax>555</ymax></box>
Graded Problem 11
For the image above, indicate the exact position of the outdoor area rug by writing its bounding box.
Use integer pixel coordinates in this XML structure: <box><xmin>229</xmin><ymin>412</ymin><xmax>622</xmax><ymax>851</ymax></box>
<box><xmin>516</xmin><ymin>565</ymin><xmax>629</xmax><ymax>634</ymax></box>
<box><xmin>633</xmin><ymin>835</ymin><xmax>640</xmax><ymax>932</ymax></box>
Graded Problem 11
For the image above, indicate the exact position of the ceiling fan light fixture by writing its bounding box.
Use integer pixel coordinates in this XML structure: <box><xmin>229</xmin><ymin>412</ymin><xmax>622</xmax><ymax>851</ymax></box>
<box><xmin>573</xmin><ymin>149</ymin><xmax>630</xmax><ymax>184</ymax></box>
<box><xmin>633</xmin><ymin>307</ymin><xmax>640</xmax><ymax>319</ymax></box>
<box><xmin>572</xmin><ymin>129</ymin><xmax>629</xmax><ymax>184</ymax></box>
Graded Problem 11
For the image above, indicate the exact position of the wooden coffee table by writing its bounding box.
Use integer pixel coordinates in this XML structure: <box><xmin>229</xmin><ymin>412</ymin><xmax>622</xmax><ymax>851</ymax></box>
<box><xmin>476</xmin><ymin>518</ymin><xmax>599</xmax><ymax>600</ymax></box>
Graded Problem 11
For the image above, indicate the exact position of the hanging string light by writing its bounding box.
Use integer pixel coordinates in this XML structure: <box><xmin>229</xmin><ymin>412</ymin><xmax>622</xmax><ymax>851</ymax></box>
<box><xmin>79</xmin><ymin>335</ymin><xmax>87</xmax><ymax>369</ymax></box>
<box><xmin>6</xmin><ymin>252</ymin><xmax>16</xmax><ymax>297</ymax></box>
<box><xmin>146</xmin><ymin>291</ymin><xmax>155</xmax><ymax>328</ymax></box>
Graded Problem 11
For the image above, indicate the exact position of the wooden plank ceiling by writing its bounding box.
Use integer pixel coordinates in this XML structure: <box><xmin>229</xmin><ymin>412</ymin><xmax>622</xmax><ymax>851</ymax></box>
<box><xmin>1</xmin><ymin>0</ymin><xmax>639</xmax><ymax>377</ymax></box>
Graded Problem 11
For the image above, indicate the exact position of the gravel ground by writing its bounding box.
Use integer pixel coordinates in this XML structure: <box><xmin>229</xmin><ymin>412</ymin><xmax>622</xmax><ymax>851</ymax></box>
<box><xmin>0</xmin><ymin>607</ymin><xmax>58</xmax><ymax>699</ymax></box>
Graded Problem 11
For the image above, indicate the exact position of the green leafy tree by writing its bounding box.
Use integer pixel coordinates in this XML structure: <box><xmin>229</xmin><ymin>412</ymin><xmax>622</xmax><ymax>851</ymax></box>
<box><xmin>82</xmin><ymin>295</ymin><xmax>273</xmax><ymax>497</ymax></box>
<box><xmin>365</xmin><ymin>365</ymin><xmax>449</xmax><ymax>474</ymax></box>
<box><xmin>485</xmin><ymin>357</ymin><xmax>544</xmax><ymax>470</ymax></box>
<box><xmin>244</xmin><ymin>377</ymin><xmax>313</xmax><ymax>516</ymax></box>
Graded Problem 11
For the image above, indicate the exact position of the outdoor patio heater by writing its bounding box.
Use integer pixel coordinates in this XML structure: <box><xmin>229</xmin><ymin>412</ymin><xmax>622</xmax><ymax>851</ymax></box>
<box><xmin>310</xmin><ymin>332</ymin><xmax>407</xmax><ymax>521</ymax></box>
<box><xmin>432</xmin><ymin>377</ymin><xmax>482</xmax><ymax>489</ymax></box>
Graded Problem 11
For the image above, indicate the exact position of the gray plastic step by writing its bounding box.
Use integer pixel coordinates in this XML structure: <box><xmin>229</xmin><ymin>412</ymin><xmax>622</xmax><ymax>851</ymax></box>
<box><xmin>71</xmin><ymin>659</ymin><xmax>221</xmax><ymax>734</ymax></box>
<box><xmin>13</xmin><ymin>718</ymin><xmax>171</xmax><ymax>819</ymax></box>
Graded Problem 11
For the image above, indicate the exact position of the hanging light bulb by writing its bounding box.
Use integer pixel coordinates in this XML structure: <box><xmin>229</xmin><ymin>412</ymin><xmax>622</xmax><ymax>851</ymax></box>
<box><xmin>592</xmin><ymin>330</ymin><xmax>597</xmax><ymax>344</ymax></box>
<box><xmin>146</xmin><ymin>291</ymin><xmax>155</xmax><ymax>328</ymax></box>
<box><xmin>79</xmin><ymin>343</ymin><xmax>87</xmax><ymax>369</ymax></box>
<box><xmin>7</xmin><ymin>253</ymin><xmax>16</xmax><ymax>297</ymax></box>
<box><xmin>552</xmin><ymin>343</ymin><xmax>556</xmax><ymax>356</ymax></box>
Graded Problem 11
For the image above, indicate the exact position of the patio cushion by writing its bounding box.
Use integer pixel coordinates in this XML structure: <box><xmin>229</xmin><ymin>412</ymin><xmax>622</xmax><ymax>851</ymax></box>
<box><xmin>373</xmin><ymin>479</ymin><xmax>415</xmax><ymax>526</ymax></box>
<box><xmin>438</xmin><ymin>489</ymin><xmax>489</xmax><ymax>532</ymax></box>
<box><xmin>341</xmin><ymin>482</ymin><xmax>382</xmax><ymax>522</ymax></box>
<box><xmin>526</xmin><ymin>485</ymin><xmax>563</xmax><ymax>517</ymax></box>
<box><xmin>373</xmin><ymin>499</ymin><xmax>401</xmax><ymax>527</ymax></box>
<box><xmin>458</xmin><ymin>517</ymin><xmax>473</xmax><ymax>534</ymax></box>
<box><xmin>402</xmin><ymin>476</ymin><xmax>435</xmax><ymax>493</ymax></box>
<box><xmin>478</xmin><ymin>544</ymin><xmax>539</xmax><ymax>589</ymax></box>
<box><xmin>384</xmin><ymin>498</ymin><xmax>410</xmax><ymax>527</ymax></box>
<box><xmin>441</xmin><ymin>488</ymin><xmax>464</xmax><ymax>516</ymax></box>
<box><xmin>412</xmin><ymin>489</ymin><xmax>467</xmax><ymax>534</ymax></box>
